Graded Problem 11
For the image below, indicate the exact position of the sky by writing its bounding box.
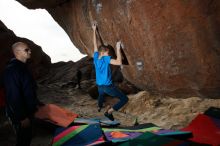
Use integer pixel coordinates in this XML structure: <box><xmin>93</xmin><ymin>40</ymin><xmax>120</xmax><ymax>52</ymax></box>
<box><xmin>0</xmin><ymin>0</ymin><xmax>86</xmax><ymax>63</ymax></box>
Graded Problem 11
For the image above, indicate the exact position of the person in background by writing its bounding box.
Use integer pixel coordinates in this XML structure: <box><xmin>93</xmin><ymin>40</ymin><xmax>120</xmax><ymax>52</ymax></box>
<box><xmin>3</xmin><ymin>42</ymin><xmax>41</xmax><ymax>146</ymax></box>
<box><xmin>76</xmin><ymin>68</ymin><xmax>82</xmax><ymax>89</ymax></box>
<box><xmin>92</xmin><ymin>23</ymin><xmax>128</xmax><ymax>121</ymax></box>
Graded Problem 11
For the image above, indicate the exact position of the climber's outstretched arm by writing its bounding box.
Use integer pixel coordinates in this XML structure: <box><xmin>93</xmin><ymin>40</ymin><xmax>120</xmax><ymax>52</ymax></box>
<box><xmin>92</xmin><ymin>23</ymin><xmax>98</xmax><ymax>53</ymax></box>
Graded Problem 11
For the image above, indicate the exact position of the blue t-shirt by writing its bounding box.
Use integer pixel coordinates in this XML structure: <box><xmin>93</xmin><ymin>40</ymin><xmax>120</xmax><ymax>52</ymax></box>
<box><xmin>93</xmin><ymin>52</ymin><xmax>112</xmax><ymax>85</ymax></box>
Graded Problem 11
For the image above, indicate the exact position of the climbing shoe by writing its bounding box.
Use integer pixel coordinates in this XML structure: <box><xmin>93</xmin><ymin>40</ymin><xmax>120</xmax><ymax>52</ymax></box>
<box><xmin>98</xmin><ymin>107</ymin><xmax>102</xmax><ymax>112</ymax></box>
<box><xmin>104</xmin><ymin>112</ymin><xmax>114</xmax><ymax>121</ymax></box>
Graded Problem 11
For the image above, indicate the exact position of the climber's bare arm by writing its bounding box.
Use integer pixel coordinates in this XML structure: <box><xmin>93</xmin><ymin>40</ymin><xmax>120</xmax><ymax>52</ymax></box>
<box><xmin>92</xmin><ymin>23</ymin><xmax>98</xmax><ymax>53</ymax></box>
<box><xmin>110</xmin><ymin>41</ymin><xmax>122</xmax><ymax>65</ymax></box>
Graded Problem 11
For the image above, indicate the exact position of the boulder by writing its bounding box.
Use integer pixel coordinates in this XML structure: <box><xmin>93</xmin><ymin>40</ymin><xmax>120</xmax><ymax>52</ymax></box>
<box><xmin>16</xmin><ymin>0</ymin><xmax>220</xmax><ymax>97</ymax></box>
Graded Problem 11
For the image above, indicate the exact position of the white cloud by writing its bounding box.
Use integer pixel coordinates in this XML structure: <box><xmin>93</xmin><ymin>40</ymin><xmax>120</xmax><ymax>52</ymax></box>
<box><xmin>0</xmin><ymin>0</ymin><xmax>86</xmax><ymax>63</ymax></box>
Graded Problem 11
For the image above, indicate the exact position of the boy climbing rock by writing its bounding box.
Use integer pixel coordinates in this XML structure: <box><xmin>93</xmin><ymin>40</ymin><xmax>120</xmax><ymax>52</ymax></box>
<box><xmin>92</xmin><ymin>23</ymin><xmax>128</xmax><ymax>121</ymax></box>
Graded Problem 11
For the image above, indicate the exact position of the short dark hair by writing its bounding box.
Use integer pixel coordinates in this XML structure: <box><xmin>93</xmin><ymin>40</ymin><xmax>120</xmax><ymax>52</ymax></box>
<box><xmin>98</xmin><ymin>45</ymin><xmax>109</xmax><ymax>53</ymax></box>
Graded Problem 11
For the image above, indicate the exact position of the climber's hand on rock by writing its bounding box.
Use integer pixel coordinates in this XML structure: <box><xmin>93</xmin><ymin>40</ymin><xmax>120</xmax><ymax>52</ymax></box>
<box><xmin>92</xmin><ymin>22</ymin><xmax>97</xmax><ymax>31</ymax></box>
<box><xmin>116</xmin><ymin>41</ymin><xmax>122</xmax><ymax>49</ymax></box>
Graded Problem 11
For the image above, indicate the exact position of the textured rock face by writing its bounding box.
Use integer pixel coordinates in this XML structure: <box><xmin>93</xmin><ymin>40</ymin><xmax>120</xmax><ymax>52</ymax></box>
<box><xmin>0</xmin><ymin>21</ymin><xmax>51</xmax><ymax>79</ymax></box>
<box><xmin>17</xmin><ymin>0</ymin><xmax>220</xmax><ymax>97</ymax></box>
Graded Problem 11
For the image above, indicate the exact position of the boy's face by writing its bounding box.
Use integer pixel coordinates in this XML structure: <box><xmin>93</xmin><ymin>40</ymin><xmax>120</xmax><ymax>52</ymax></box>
<box><xmin>101</xmin><ymin>50</ymin><xmax>109</xmax><ymax>56</ymax></box>
<box><xmin>103</xmin><ymin>50</ymin><xmax>109</xmax><ymax>56</ymax></box>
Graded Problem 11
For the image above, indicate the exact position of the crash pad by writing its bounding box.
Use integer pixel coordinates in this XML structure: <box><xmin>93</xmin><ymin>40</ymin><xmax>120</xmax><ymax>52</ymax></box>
<box><xmin>52</xmin><ymin>124</ymin><xmax>106</xmax><ymax>146</ymax></box>
<box><xmin>182</xmin><ymin>114</ymin><xmax>220</xmax><ymax>146</ymax></box>
<box><xmin>74</xmin><ymin>117</ymin><xmax>120</xmax><ymax>127</ymax></box>
<box><xmin>35</xmin><ymin>104</ymin><xmax>78</xmax><ymax>127</ymax></box>
<box><xmin>103</xmin><ymin>123</ymin><xmax>191</xmax><ymax>143</ymax></box>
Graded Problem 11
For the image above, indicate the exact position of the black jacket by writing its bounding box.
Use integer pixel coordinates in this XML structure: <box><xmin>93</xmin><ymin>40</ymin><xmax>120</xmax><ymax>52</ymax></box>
<box><xmin>3</xmin><ymin>58</ymin><xmax>39</xmax><ymax>123</ymax></box>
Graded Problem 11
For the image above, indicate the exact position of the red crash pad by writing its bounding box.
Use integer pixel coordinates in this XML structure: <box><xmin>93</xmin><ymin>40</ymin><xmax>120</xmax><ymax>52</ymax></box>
<box><xmin>35</xmin><ymin>104</ymin><xmax>78</xmax><ymax>127</ymax></box>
